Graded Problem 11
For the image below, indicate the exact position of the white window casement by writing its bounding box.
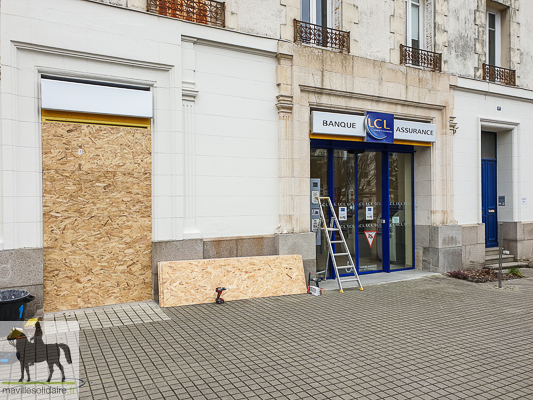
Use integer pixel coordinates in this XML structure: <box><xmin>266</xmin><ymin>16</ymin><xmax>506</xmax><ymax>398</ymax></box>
<box><xmin>405</xmin><ymin>0</ymin><xmax>424</xmax><ymax>49</ymax></box>
<box><xmin>302</xmin><ymin>0</ymin><xmax>332</xmax><ymax>27</ymax></box>
<box><xmin>487</xmin><ymin>9</ymin><xmax>501</xmax><ymax>66</ymax></box>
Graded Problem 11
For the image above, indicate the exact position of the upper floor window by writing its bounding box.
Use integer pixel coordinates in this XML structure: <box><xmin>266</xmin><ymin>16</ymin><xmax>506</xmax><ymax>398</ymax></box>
<box><xmin>405</xmin><ymin>0</ymin><xmax>423</xmax><ymax>49</ymax></box>
<box><xmin>302</xmin><ymin>0</ymin><xmax>331</xmax><ymax>27</ymax></box>
<box><xmin>400</xmin><ymin>0</ymin><xmax>440</xmax><ymax>71</ymax></box>
<box><xmin>295</xmin><ymin>0</ymin><xmax>349</xmax><ymax>53</ymax></box>
<box><xmin>482</xmin><ymin>7</ymin><xmax>514</xmax><ymax>86</ymax></box>
<box><xmin>487</xmin><ymin>9</ymin><xmax>501</xmax><ymax>66</ymax></box>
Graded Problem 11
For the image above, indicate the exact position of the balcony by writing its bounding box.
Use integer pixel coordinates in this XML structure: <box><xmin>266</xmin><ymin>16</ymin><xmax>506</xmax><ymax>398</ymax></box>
<box><xmin>147</xmin><ymin>0</ymin><xmax>225</xmax><ymax>28</ymax></box>
<box><xmin>482</xmin><ymin>64</ymin><xmax>516</xmax><ymax>86</ymax></box>
<box><xmin>294</xmin><ymin>20</ymin><xmax>350</xmax><ymax>53</ymax></box>
<box><xmin>400</xmin><ymin>44</ymin><xmax>442</xmax><ymax>72</ymax></box>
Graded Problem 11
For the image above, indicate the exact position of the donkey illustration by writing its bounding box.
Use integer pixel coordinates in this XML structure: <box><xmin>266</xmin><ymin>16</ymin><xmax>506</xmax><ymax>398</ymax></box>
<box><xmin>8</xmin><ymin>322</ymin><xmax>72</xmax><ymax>382</ymax></box>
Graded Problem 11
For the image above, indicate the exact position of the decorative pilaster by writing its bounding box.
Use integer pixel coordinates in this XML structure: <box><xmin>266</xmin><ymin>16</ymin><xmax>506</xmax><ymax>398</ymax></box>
<box><xmin>276</xmin><ymin>50</ymin><xmax>295</xmax><ymax>233</ymax></box>
<box><xmin>181</xmin><ymin>37</ymin><xmax>201</xmax><ymax>239</ymax></box>
<box><xmin>182</xmin><ymin>83</ymin><xmax>200</xmax><ymax>239</ymax></box>
<box><xmin>332</xmin><ymin>0</ymin><xmax>342</xmax><ymax>31</ymax></box>
<box><xmin>434</xmin><ymin>0</ymin><xmax>449</xmax><ymax>72</ymax></box>
<box><xmin>425</xmin><ymin>0</ymin><xmax>434</xmax><ymax>51</ymax></box>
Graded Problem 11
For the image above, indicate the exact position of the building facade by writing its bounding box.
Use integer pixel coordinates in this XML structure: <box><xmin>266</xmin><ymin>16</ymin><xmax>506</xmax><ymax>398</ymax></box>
<box><xmin>1</xmin><ymin>0</ymin><xmax>532</xmax><ymax>314</ymax></box>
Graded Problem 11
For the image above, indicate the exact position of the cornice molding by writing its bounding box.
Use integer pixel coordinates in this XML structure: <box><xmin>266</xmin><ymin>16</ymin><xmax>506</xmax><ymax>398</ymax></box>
<box><xmin>12</xmin><ymin>41</ymin><xmax>174</xmax><ymax>71</ymax></box>
<box><xmin>300</xmin><ymin>85</ymin><xmax>446</xmax><ymax>111</ymax></box>
<box><xmin>451</xmin><ymin>80</ymin><xmax>533</xmax><ymax>104</ymax></box>
<box><xmin>188</xmin><ymin>37</ymin><xmax>278</xmax><ymax>58</ymax></box>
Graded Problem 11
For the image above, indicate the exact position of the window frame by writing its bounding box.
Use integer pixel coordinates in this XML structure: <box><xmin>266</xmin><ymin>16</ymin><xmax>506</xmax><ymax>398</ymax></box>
<box><xmin>405</xmin><ymin>0</ymin><xmax>424</xmax><ymax>49</ymax></box>
<box><xmin>486</xmin><ymin>9</ymin><xmax>501</xmax><ymax>67</ymax></box>
<box><xmin>302</xmin><ymin>0</ymin><xmax>332</xmax><ymax>27</ymax></box>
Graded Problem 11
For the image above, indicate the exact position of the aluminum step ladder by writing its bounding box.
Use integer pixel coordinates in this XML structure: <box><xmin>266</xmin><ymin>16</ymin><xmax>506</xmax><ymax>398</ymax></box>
<box><xmin>316</xmin><ymin>197</ymin><xmax>363</xmax><ymax>293</ymax></box>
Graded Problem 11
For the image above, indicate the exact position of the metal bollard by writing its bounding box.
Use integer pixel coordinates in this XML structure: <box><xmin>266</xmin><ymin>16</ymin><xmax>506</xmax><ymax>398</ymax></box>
<box><xmin>498</xmin><ymin>222</ymin><xmax>503</xmax><ymax>289</ymax></box>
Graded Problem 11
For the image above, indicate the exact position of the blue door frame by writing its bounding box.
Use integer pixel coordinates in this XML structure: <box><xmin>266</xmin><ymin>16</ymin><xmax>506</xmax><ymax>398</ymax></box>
<box><xmin>482</xmin><ymin>159</ymin><xmax>498</xmax><ymax>247</ymax></box>
<box><xmin>311</xmin><ymin>139</ymin><xmax>415</xmax><ymax>274</ymax></box>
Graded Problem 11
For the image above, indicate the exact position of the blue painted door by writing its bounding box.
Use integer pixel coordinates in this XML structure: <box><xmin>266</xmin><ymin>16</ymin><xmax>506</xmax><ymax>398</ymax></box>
<box><xmin>482</xmin><ymin>159</ymin><xmax>498</xmax><ymax>247</ymax></box>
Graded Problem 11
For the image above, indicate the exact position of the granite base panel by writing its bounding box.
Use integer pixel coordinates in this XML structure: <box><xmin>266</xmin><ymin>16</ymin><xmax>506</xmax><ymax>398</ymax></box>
<box><xmin>0</xmin><ymin>248</ymin><xmax>43</xmax><ymax>289</ymax></box>
<box><xmin>462</xmin><ymin>244</ymin><xmax>485</xmax><ymax>269</ymax></box>
<box><xmin>275</xmin><ymin>232</ymin><xmax>316</xmax><ymax>261</ymax></box>
<box><xmin>416</xmin><ymin>225</ymin><xmax>463</xmax><ymax>273</ymax></box>
<box><xmin>203</xmin><ymin>235</ymin><xmax>277</xmax><ymax>259</ymax></box>
<box><xmin>501</xmin><ymin>222</ymin><xmax>533</xmax><ymax>260</ymax></box>
<box><xmin>461</xmin><ymin>224</ymin><xmax>485</xmax><ymax>268</ymax></box>
<box><xmin>0</xmin><ymin>248</ymin><xmax>43</xmax><ymax>318</ymax></box>
<box><xmin>303</xmin><ymin>259</ymin><xmax>316</xmax><ymax>279</ymax></box>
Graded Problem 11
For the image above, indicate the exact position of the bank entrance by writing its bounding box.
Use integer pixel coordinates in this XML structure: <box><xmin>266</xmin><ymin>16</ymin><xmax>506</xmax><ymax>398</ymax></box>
<box><xmin>311</xmin><ymin>140</ymin><xmax>415</xmax><ymax>276</ymax></box>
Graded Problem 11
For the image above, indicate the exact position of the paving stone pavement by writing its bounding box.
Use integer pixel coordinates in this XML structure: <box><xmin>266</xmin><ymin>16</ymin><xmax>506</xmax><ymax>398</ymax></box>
<box><xmin>76</xmin><ymin>275</ymin><xmax>533</xmax><ymax>399</ymax></box>
<box><xmin>44</xmin><ymin>301</ymin><xmax>170</xmax><ymax>332</ymax></box>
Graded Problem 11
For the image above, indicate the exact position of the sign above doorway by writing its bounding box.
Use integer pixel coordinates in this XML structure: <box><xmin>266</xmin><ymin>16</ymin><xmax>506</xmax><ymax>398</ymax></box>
<box><xmin>365</xmin><ymin>111</ymin><xmax>394</xmax><ymax>143</ymax></box>
<box><xmin>311</xmin><ymin>111</ymin><xmax>436</xmax><ymax>144</ymax></box>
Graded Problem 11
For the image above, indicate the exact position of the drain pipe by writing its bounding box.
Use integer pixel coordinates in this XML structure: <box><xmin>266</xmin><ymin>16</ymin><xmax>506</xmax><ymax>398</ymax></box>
<box><xmin>498</xmin><ymin>222</ymin><xmax>503</xmax><ymax>289</ymax></box>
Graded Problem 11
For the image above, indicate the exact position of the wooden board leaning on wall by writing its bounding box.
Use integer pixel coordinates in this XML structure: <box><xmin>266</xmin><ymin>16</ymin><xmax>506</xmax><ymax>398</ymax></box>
<box><xmin>158</xmin><ymin>255</ymin><xmax>307</xmax><ymax>307</ymax></box>
<box><xmin>42</xmin><ymin>122</ymin><xmax>152</xmax><ymax>312</ymax></box>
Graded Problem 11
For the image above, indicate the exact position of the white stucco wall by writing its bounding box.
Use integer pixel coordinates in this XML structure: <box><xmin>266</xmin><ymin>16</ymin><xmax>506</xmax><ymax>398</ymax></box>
<box><xmin>192</xmin><ymin>44</ymin><xmax>279</xmax><ymax>238</ymax></box>
<box><xmin>453</xmin><ymin>77</ymin><xmax>533</xmax><ymax>225</ymax></box>
<box><xmin>353</xmin><ymin>0</ymin><xmax>394</xmax><ymax>62</ymax></box>
<box><xmin>446</xmin><ymin>0</ymin><xmax>477</xmax><ymax>79</ymax></box>
<box><xmin>0</xmin><ymin>0</ymin><xmax>279</xmax><ymax>250</ymax></box>
<box><xmin>519</xmin><ymin>0</ymin><xmax>533</xmax><ymax>91</ymax></box>
<box><xmin>232</xmin><ymin>0</ymin><xmax>284</xmax><ymax>38</ymax></box>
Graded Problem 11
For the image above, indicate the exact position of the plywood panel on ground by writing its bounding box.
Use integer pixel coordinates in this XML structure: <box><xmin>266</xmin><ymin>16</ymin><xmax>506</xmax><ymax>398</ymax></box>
<box><xmin>158</xmin><ymin>255</ymin><xmax>307</xmax><ymax>307</ymax></box>
<box><xmin>42</xmin><ymin>122</ymin><xmax>151</xmax><ymax>312</ymax></box>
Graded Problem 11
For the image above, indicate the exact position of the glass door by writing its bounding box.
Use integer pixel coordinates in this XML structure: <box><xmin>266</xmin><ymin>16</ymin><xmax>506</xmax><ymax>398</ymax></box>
<box><xmin>333</xmin><ymin>150</ymin><xmax>356</xmax><ymax>276</ymax></box>
<box><xmin>311</xmin><ymin>148</ymin><xmax>330</xmax><ymax>276</ymax></box>
<box><xmin>389</xmin><ymin>152</ymin><xmax>414</xmax><ymax>270</ymax></box>
<box><xmin>357</xmin><ymin>151</ymin><xmax>383</xmax><ymax>272</ymax></box>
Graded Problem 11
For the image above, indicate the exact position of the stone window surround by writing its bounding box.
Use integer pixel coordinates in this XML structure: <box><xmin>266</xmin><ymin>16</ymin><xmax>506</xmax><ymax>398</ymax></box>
<box><xmin>474</xmin><ymin>0</ymin><xmax>520</xmax><ymax>82</ymax></box>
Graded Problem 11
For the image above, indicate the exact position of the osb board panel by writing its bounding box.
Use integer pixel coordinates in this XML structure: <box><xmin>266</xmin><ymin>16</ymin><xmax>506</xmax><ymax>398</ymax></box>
<box><xmin>42</xmin><ymin>122</ymin><xmax>151</xmax><ymax>312</ymax></box>
<box><xmin>42</xmin><ymin>123</ymin><xmax>151</xmax><ymax>172</ymax></box>
<box><xmin>158</xmin><ymin>255</ymin><xmax>307</xmax><ymax>307</ymax></box>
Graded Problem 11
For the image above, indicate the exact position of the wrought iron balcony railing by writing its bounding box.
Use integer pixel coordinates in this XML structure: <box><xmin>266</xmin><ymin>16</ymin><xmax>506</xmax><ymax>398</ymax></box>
<box><xmin>400</xmin><ymin>44</ymin><xmax>442</xmax><ymax>72</ymax></box>
<box><xmin>482</xmin><ymin>64</ymin><xmax>516</xmax><ymax>86</ymax></box>
<box><xmin>294</xmin><ymin>20</ymin><xmax>350</xmax><ymax>53</ymax></box>
<box><xmin>147</xmin><ymin>0</ymin><xmax>225</xmax><ymax>28</ymax></box>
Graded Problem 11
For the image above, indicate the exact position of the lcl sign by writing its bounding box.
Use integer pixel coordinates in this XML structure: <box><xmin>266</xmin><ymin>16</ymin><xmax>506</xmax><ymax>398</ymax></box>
<box><xmin>364</xmin><ymin>112</ymin><xmax>394</xmax><ymax>143</ymax></box>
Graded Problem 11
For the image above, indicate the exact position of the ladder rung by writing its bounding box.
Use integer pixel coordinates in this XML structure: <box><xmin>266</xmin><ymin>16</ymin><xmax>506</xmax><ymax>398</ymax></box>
<box><xmin>317</xmin><ymin>197</ymin><xmax>362</xmax><ymax>292</ymax></box>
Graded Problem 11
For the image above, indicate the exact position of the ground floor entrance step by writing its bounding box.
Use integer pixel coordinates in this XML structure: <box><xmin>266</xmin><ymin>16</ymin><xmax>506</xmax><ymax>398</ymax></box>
<box><xmin>485</xmin><ymin>247</ymin><xmax>504</xmax><ymax>256</ymax></box>
<box><xmin>485</xmin><ymin>254</ymin><xmax>514</xmax><ymax>263</ymax></box>
<box><xmin>483</xmin><ymin>247</ymin><xmax>522</xmax><ymax>270</ymax></box>
<box><xmin>484</xmin><ymin>261</ymin><xmax>529</xmax><ymax>270</ymax></box>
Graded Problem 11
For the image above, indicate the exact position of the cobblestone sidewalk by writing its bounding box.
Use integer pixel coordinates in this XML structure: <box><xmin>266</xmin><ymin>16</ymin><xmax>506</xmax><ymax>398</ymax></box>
<box><xmin>77</xmin><ymin>275</ymin><xmax>533</xmax><ymax>399</ymax></box>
